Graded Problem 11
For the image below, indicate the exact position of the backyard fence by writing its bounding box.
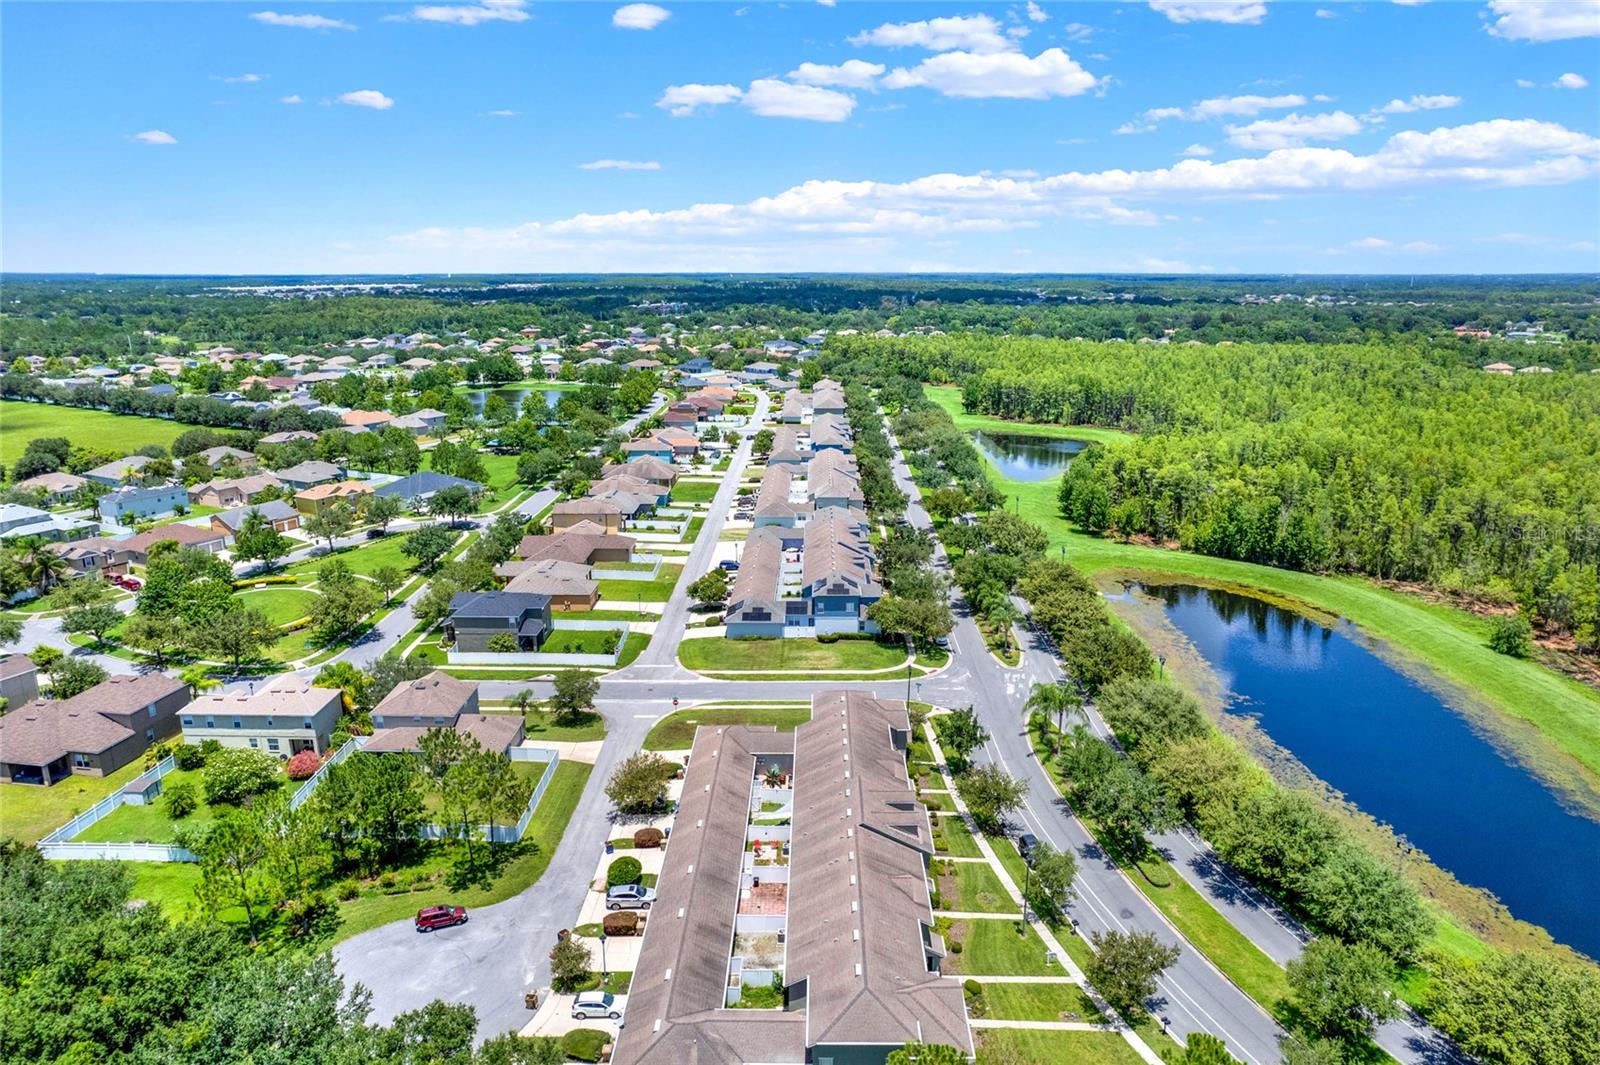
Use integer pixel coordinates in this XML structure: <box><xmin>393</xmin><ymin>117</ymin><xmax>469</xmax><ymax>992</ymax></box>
<box><xmin>36</xmin><ymin>754</ymin><xmax>199</xmax><ymax>862</ymax></box>
<box><xmin>418</xmin><ymin>747</ymin><xmax>560</xmax><ymax>844</ymax></box>
<box><xmin>289</xmin><ymin>735</ymin><xmax>368</xmax><ymax>809</ymax></box>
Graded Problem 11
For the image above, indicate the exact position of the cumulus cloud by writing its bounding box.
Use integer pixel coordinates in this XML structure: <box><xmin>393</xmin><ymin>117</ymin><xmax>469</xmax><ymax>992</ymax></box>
<box><xmin>883</xmin><ymin>48</ymin><xmax>1099</xmax><ymax>99</ymax></box>
<box><xmin>1026</xmin><ymin>2</ymin><xmax>1049</xmax><ymax>22</ymax></box>
<box><xmin>338</xmin><ymin>89</ymin><xmax>395</xmax><ymax>110</ymax></box>
<box><xmin>404</xmin><ymin>0</ymin><xmax>529</xmax><ymax>25</ymax></box>
<box><xmin>1148</xmin><ymin>1</ymin><xmax>1268</xmax><ymax>25</ymax></box>
<box><xmin>579</xmin><ymin>159</ymin><xmax>661</xmax><ymax>169</ymax></box>
<box><xmin>280</xmin><ymin>94</ymin><xmax>304</xmax><ymax>104</ymax></box>
<box><xmin>849</xmin><ymin>13</ymin><xmax>1014</xmax><ymax>53</ymax></box>
<box><xmin>1555</xmin><ymin>71</ymin><xmax>1590</xmax><ymax>88</ymax></box>
<box><xmin>742</xmin><ymin>79</ymin><xmax>856</xmax><ymax>121</ymax></box>
<box><xmin>383</xmin><ymin>118</ymin><xmax>1599</xmax><ymax>270</ymax></box>
<box><xmin>221</xmin><ymin>73</ymin><xmax>266</xmax><ymax>83</ymax></box>
<box><xmin>1373</xmin><ymin>94</ymin><xmax>1461</xmax><ymax>114</ymax></box>
<box><xmin>250</xmin><ymin>11</ymin><xmax>354</xmax><ymax>29</ymax></box>
<box><xmin>131</xmin><ymin>130</ymin><xmax>177</xmax><ymax>145</ymax></box>
<box><xmin>788</xmin><ymin>60</ymin><xmax>886</xmax><ymax>89</ymax></box>
<box><xmin>1118</xmin><ymin>92</ymin><xmax>1305</xmax><ymax>133</ymax></box>
<box><xmin>1225</xmin><ymin>110</ymin><xmax>1363</xmax><ymax>149</ymax></box>
<box><xmin>1485</xmin><ymin>0</ymin><xmax>1600</xmax><ymax>42</ymax></box>
<box><xmin>613</xmin><ymin>3</ymin><xmax>670</xmax><ymax>30</ymax></box>
<box><xmin>1180</xmin><ymin>143</ymin><xmax>1215</xmax><ymax>157</ymax></box>
<box><xmin>656</xmin><ymin>82</ymin><xmax>744</xmax><ymax>116</ymax></box>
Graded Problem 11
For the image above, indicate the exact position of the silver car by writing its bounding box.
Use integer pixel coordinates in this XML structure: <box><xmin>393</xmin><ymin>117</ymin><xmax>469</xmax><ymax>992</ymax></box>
<box><xmin>571</xmin><ymin>991</ymin><xmax>625</xmax><ymax>1021</ymax></box>
<box><xmin>605</xmin><ymin>884</ymin><xmax>656</xmax><ymax>910</ymax></box>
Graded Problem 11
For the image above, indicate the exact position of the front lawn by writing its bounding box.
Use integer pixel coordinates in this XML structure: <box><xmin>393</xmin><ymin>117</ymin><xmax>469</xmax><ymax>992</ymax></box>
<box><xmin>935</xmin><ymin>861</ymin><xmax>1017</xmax><ymax>913</ymax></box>
<box><xmin>678</xmin><ymin>636</ymin><xmax>909</xmax><ymax>673</ymax></box>
<box><xmin>970</xmin><ymin>980</ymin><xmax>1104</xmax><ymax>1023</ymax></box>
<box><xmin>643</xmin><ymin>704</ymin><xmax>811</xmax><ymax>750</ymax></box>
<box><xmin>0</xmin><ymin>759</ymin><xmax>149</xmax><ymax>843</ymax></box>
<box><xmin>976</xmin><ymin>1030</ymin><xmax>1147</xmax><ymax>1065</ymax></box>
<box><xmin>596</xmin><ymin>564</ymin><xmax>682</xmax><ymax>604</ymax></box>
<box><xmin>944</xmin><ymin>917</ymin><xmax>1062</xmax><ymax>976</ymax></box>
<box><xmin>933</xmin><ymin>814</ymin><xmax>984</xmax><ymax>858</ymax></box>
<box><xmin>668</xmin><ymin>480</ymin><xmax>720</xmax><ymax>504</ymax></box>
<box><xmin>487</xmin><ymin>707</ymin><xmax>609</xmax><ymax>743</ymax></box>
<box><xmin>541</xmin><ymin>629</ymin><xmax>625</xmax><ymax>656</ymax></box>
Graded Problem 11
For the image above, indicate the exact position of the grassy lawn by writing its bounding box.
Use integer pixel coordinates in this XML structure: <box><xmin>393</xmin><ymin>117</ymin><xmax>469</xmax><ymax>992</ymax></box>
<box><xmin>921</xmin><ymin>791</ymin><xmax>957</xmax><ymax>812</ymax></box>
<box><xmin>0</xmin><ymin>400</ymin><xmax>188</xmax><ymax>466</ymax></box>
<box><xmin>71</xmin><ymin>768</ymin><xmax>288</xmax><ymax>844</ymax></box>
<box><xmin>945</xmin><ymin>917</ymin><xmax>1062</xmax><ymax>976</ymax></box>
<box><xmin>422</xmin><ymin>760</ymin><xmax>546</xmax><ymax>819</ymax></box>
<box><xmin>593</xmin><ymin>560</ymin><xmax>656</xmax><ymax>573</ymax></box>
<box><xmin>542</xmin><ymin>629</ymin><xmax>625</xmax><ymax>655</ymax></box>
<box><xmin>972</xmin><ymin>980</ymin><xmax>1104</xmax><ymax>1023</ymax></box>
<box><xmin>976</xmin><ymin>1030</ymin><xmax>1148</xmax><ymax>1065</ymax></box>
<box><xmin>669</xmin><ymin>480</ymin><xmax>721</xmax><ymax>504</ymax></box>
<box><xmin>933</xmin><ymin>814</ymin><xmax>985</xmax><ymax>858</ymax></box>
<box><xmin>150</xmin><ymin>505</ymin><xmax>224</xmax><ymax>527</ymax></box>
<box><xmin>925</xmin><ymin>384</ymin><xmax>1600</xmax><ymax>790</ymax></box>
<box><xmin>285</xmin><ymin>533</ymin><xmax>422</xmax><ymax>580</ymax></box>
<box><xmin>597</xmin><ymin>564</ymin><xmax>682</xmax><ymax>604</ymax></box>
<box><xmin>937</xmin><ymin>860</ymin><xmax>1018</xmax><ymax>913</ymax></box>
<box><xmin>985</xmin><ymin>833</ymin><xmax>1033</xmax><ymax>900</ymax></box>
<box><xmin>237</xmin><ymin>587</ymin><xmax>320</xmax><ymax>625</ymax></box>
<box><xmin>643</xmin><ymin>704</ymin><xmax>811</xmax><ymax>750</ymax></box>
<box><xmin>492</xmin><ymin>708</ymin><xmax>608</xmax><ymax>743</ymax></box>
<box><xmin>678</xmin><ymin>636</ymin><xmax>908</xmax><ymax>673</ymax></box>
<box><xmin>476</xmin><ymin>452</ymin><xmax>521</xmax><ymax>491</ymax></box>
<box><xmin>0</xmin><ymin>759</ymin><xmax>149</xmax><ymax>843</ymax></box>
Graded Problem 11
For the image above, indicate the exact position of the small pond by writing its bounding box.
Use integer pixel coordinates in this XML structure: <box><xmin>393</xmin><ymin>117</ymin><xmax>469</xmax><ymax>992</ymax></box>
<box><xmin>462</xmin><ymin>386</ymin><xmax>563</xmax><ymax>415</ymax></box>
<box><xmin>1131</xmin><ymin>581</ymin><xmax>1600</xmax><ymax>958</ymax></box>
<box><xmin>971</xmin><ymin>431</ymin><xmax>1086</xmax><ymax>481</ymax></box>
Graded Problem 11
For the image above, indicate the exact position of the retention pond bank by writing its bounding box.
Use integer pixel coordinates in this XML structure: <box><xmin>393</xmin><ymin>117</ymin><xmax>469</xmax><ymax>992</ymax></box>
<box><xmin>1128</xmin><ymin>581</ymin><xmax>1600</xmax><ymax>960</ymax></box>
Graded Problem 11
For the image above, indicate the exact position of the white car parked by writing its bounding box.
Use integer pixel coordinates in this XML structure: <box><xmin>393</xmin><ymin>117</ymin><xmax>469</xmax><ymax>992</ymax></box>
<box><xmin>571</xmin><ymin>991</ymin><xmax>625</xmax><ymax>1022</ymax></box>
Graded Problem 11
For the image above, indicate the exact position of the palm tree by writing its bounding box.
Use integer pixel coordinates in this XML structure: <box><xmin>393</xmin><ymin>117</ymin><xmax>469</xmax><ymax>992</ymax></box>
<box><xmin>987</xmin><ymin>600</ymin><xmax>1023</xmax><ymax>654</ymax></box>
<box><xmin>1024</xmin><ymin>682</ymin><xmax>1083</xmax><ymax>756</ymax></box>
<box><xmin>180</xmin><ymin>664</ymin><xmax>221</xmax><ymax>695</ymax></box>
<box><xmin>18</xmin><ymin>539</ymin><xmax>70</xmax><ymax>595</ymax></box>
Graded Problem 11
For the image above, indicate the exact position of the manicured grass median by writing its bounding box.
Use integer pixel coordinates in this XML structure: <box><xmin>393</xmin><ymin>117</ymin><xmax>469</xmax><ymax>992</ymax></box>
<box><xmin>237</xmin><ymin>587</ymin><xmax>320</xmax><ymax>625</ymax></box>
<box><xmin>643</xmin><ymin>704</ymin><xmax>811</xmax><ymax>750</ymax></box>
<box><xmin>678</xmin><ymin>636</ymin><xmax>908</xmax><ymax>673</ymax></box>
<box><xmin>285</xmin><ymin>533</ymin><xmax>422</xmax><ymax>580</ymax></box>
<box><xmin>0</xmin><ymin>400</ymin><xmax>190</xmax><ymax>466</ymax></box>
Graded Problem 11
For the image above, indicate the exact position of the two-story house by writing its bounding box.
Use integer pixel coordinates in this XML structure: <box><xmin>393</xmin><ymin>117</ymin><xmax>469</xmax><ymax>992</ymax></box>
<box><xmin>0</xmin><ymin>673</ymin><xmax>191</xmax><ymax>785</ymax></box>
<box><xmin>180</xmin><ymin>678</ymin><xmax>344</xmax><ymax>759</ymax></box>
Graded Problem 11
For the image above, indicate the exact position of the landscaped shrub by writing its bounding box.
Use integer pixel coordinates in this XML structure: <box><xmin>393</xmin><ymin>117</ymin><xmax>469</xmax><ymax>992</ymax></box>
<box><xmin>816</xmin><ymin>631</ymin><xmax>841</xmax><ymax>643</ymax></box>
<box><xmin>632</xmin><ymin>827</ymin><xmax>664</xmax><ymax>848</ymax></box>
<box><xmin>560</xmin><ymin>1029</ymin><xmax>610</xmax><ymax>1063</ymax></box>
<box><xmin>284</xmin><ymin>749</ymin><xmax>322</xmax><ymax>781</ymax></box>
<box><xmin>336</xmin><ymin>879</ymin><xmax>360</xmax><ymax>900</ymax></box>
<box><xmin>606</xmin><ymin>856</ymin><xmax>642</xmax><ymax>888</ymax></box>
<box><xmin>163</xmin><ymin>780</ymin><xmax>199</xmax><ymax>819</ymax></box>
<box><xmin>963</xmin><ymin>979</ymin><xmax>982</xmax><ymax>997</ymax></box>
<box><xmin>234</xmin><ymin>575</ymin><xmax>300</xmax><ymax>589</ymax></box>
<box><xmin>143</xmin><ymin>741</ymin><xmax>176</xmax><ymax>770</ymax></box>
<box><xmin>173</xmin><ymin>743</ymin><xmax>206</xmax><ymax>771</ymax></box>
<box><xmin>602</xmin><ymin>911</ymin><xmax>639</xmax><ymax>936</ymax></box>
<box><xmin>487</xmin><ymin>632</ymin><xmax>520</xmax><ymax>653</ymax></box>
<box><xmin>201</xmin><ymin>747</ymin><xmax>282</xmax><ymax>806</ymax></box>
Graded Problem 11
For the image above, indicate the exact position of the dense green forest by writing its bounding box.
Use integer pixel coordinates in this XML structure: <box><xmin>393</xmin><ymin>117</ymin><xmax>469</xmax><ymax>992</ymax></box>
<box><xmin>3</xmin><ymin>274</ymin><xmax>1597</xmax><ymax>362</ymax></box>
<box><xmin>832</xmin><ymin>335</ymin><xmax>1600</xmax><ymax>651</ymax></box>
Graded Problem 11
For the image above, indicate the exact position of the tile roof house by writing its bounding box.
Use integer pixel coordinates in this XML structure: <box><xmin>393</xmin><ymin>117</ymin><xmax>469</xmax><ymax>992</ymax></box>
<box><xmin>0</xmin><ymin>673</ymin><xmax>191</xmax><ymax>785</ymax></box>
<box><xmin>181</xmin><ymin>678</ymin><xmax>343</xmax><ymax>758</ymax></box>
<box><xmin>611</xmin><ymin>691</ymin><xmax>968</xmax><ymax>1065</ymax></box>
<box><xmin>341</xmin><ymin>409</ymin><xmax>396</xmax><ymax>430</ymax></box>
<box><xmin>294</xmin><ymin>480</ymin><xmax>374</xmax><ymax>516</ymax></box>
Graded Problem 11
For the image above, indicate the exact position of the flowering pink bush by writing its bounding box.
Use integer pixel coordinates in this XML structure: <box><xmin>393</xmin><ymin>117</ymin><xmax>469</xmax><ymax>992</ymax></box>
<box><xmin>285</xmin><ymin>749</ymin><xmax>322</xmax><ymax>781</ymax></box>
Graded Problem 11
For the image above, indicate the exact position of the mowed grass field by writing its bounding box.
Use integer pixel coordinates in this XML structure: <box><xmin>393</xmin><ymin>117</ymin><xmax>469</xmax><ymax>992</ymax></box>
<box><xmin>925</xmin><ymin>385</ymin><xmax>1600</xmax><ymax>789</ymax></box>
<box><xmin>0</xmin><ymin>400</ymin><xmax>189</xmax><ymax>466</ymax></box>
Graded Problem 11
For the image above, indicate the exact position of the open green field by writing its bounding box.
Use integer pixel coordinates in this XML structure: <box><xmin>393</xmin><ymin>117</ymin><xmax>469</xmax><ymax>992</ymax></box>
<box><xmin>679</xmin><ymin>636</ymin><xmax>909</xmax><ymax>673</ymax></box>
<box><xmin>285</xmin><ymin>533</ymin><xmax>425</xmax><ymax>580</ymax></box>
<box><xmin>643</xmin><ymin>704</ymin><xmax>811</xmax><ymax>750</ymax></box>
<box><xmin>975</xmin><ymin>1029</ymin><xmax>1147</xmax><ymax>1065</ymax></box>
<box><xmin>926</xmin><ymin>385</ymin><xmax>1600</xmax><ymax>793</ymax></box>
<box><xmin>0</xmin><ymin>759</ymin><xmax>149</xmax><ymax>843</ymax></box>
<box><xmin>669</xmin><ymin>480</ymin><xmax>721</xmax><ymax>504</ymax></box>
<box><xmin>237</xmin><ymin>586</ymin><xmax>320</xmax><ymax>625</ymax></box>
<box><xmin>0</xmin><ymin>400</ymin><xmax>189</xmax><ymax>466</ymax></box>
<box><xmin>476</xmin><ymin>452</ymin><xmax>521</xmax><ymax>491</ymax></box>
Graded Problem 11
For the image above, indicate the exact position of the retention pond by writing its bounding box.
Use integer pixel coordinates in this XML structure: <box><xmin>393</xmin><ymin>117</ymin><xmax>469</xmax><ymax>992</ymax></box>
<box><xmin>970</xmin><ymin>431</ymin><xmax>1086</xmax><ymax>481</ymax></box>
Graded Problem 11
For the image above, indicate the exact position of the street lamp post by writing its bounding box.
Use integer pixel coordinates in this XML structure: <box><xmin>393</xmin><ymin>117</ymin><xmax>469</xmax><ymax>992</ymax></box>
<box><xmin>599</xmin><ymin>933</ymin><xmax>607</xmax><ymax>980</ymax></box>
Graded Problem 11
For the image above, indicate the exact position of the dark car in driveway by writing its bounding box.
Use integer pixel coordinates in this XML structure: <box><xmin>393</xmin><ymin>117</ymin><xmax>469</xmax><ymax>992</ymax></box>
<box><xmin>415</xmin><ymin>905</ymin><xmax>468</xmax><ymax>932</ymax></box>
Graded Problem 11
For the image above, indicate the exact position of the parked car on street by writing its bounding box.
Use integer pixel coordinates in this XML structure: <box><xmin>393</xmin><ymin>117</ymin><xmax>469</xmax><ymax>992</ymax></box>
<box><xmin>718</xmin><ymin>560</ymin><xmax>740</xmax><ymax>571</ymax></box>
<box><xmin>414</xmin><ymin>905</ymin><xmax>468</xmax><ymax>932</ymax></box>
<box><xmin>606</xmin><ymin>884</ymin><xmax>656</xmax><ymax>910</ymax></box>
<box><xmin>571</xmin><ymin>991</ymin><xmax>625</xmax><ymax>1021</ymax></box>
<box><xmin>1016</xmin><ymin>832</ymin><xmax>1039</xmax><ymax>864</ymax></box>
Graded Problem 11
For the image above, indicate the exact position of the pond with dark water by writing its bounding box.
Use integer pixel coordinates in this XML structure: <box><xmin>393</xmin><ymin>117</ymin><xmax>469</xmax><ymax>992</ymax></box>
<box><xmin>971</xmin><ymin>431</ymin><xmax>1086</xmax><ymax>481</ymax></box>
<box><xmin>462</xmin><ymin>386</ymin><xmax>563</xmax><ymax>415</ymax></box>
<box><xmin>1132</xmin><ymin>581</ymin><xmax>1600</xmax><ymax>958</ymax></box>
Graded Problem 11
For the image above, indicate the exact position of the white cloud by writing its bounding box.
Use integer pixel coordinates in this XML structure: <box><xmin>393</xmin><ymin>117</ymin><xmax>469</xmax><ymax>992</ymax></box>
<box><xmin>656</xmin><ymin>82</ymin><xmax>744</xmax><ymax>116</ymax></box>
<box><xmin>1555</xmin><ymin>71</ymin><xmax>1590</xmax><ymax>88</ymax></box>
<box><xmin>1180</xmin><ymin>143</ymin><xmax>1215</xmax><ymax>157</ymax></box>
<box><xmin>486</xmin><ymin>109</ymin><xmax>518</xmax><ymax>116</ymax></box>
<box><xmin>1118</xmin><ymin>92</ymin><xmax>1305</xmax><ymax>132</ymax></box>
<box><xmin>883</xmin><ymin>48</ymin><xmax>1099</xmax><ymax>99</ymax></box>
<box><xmin>1350</xmin><ymin>236</ymin><xmax>1393</xmax><ymax>248</ymax></box>
<box><xmin>1226</xmin><ymin>110</ymin><xmax>1363</xmax><ymax>149</ymax></box>
<box><xmin>579</xmin><ymin>159</ymin><xmax>662</xmax><ymax>170</ymax></box>
<box><xmin>849</xmin><ymin>13</ymin><xmax>1014</xmax><ymax>53</ymax></box>
<box><xmin>817</xmin><ymin>0</ymin><xmax>836</xmax><ymax>6</ymax></box>
<box><xmin>1343</xmin><ymin>236</ymin><xmax>1440</xmax><ymax>253</ymax></box>
<box><xmin>1316</xmin><ymin>8</ymin><xmax>1338</xmax><ymax>17</ymax></box>
<box><xmin>131</xmin><ymin>130</ymin><xmax>177</xmax><ymax>145</ymax></box>
<box><xmin>1061</xmin><ymin>21</ymin><xmax>1095</xmax><ymax>40</ymax></box>
<box><xmin>1516</xmin><ymin>78</ymin><xmax>1537</xmax><ymax>88</ymax></box>
<box><xmin>788</xmin><ymin>60</ymin><xmax>886</xmax><ymax>89</ymax></box>
<box><xmin>405</xmin><ymin>0</ymin><xmax>529</xmax><ymax>26</ymax></box>
<box><xmin>1148</xmin><ymin>1</ymin><xmax>1269</xmax><ymax>25</ymax></box>
<box><xmin>222</xmin><ymin>73</ymin><xmax>266</xmax><ymax>84</ymax></box>
<box><xmin>250</xmin><ymin>11</ymin><xmax>354</xmax><ymax>29</ymax></box>
<box><xmin>1026</xmin><ymin>2</ymin><xmax>1049</xmax><ymax>22</ymax></box>
<box><xmin>613</xmin><ymin>3</ymin><xmax>670</xmax><ymax>30</ymax></box>
<box><xmin>1485</xmin><ymin>0</ymin><xmax>1600</xmax><ymax>42</ymax></box>
<box><xmin>1373</xmin><ymin>94</ymin><xmax>1462</xmax><ymax>114</ymax></box>
<box><xmin>742</xmin><ymin>79</ymin><xmax>857</xmax><ymax>121</ymax></box>
<box><xmin>280</xmin><ymin>94</ymin><xmax>304</xmax><ymax>104</ymax></box>
<box><xmin>338</xmin><ymin>89</ymin><xmax>395</xmax><ymax>110</ymax></box>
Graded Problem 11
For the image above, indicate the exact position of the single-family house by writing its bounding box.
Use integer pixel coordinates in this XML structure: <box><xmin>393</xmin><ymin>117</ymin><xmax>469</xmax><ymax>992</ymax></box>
<box><xmin>373</xmin><ymin>471</ymin><xmax>483</xmax><ymax>507</ymax></box>
<box><xmin>550</xmin><ymin>498</ymin><xmax>625</xmax><ymax>534</ymax></box>
<box><xmin>0</xmin><ymin>504</ymin><xmax>98</xmax><ymax>544</ymax></box>
<box><xmin>83</xmin><ymin>455</ymin><xmax>157</xmax><ymax>487</ymax></box>
<box><xmin>0</xmin><ymin>673</ymin><xmax>191</xmax><ymax>785</ymax></box>
<box><xmin>276</xmin><ymin>460</ymin><xmax>346</xmax><ymax>491</ymax></box>
<box><xmin>389</xmin><ymin>408</ymin><xmax>448</xmax><ymax>436</ymax></box>
<box><xmin>211</xmin><ymin>500</ymin><xmax>301</xmax><ymax>539</ymax></box>
<box><xmin>181</xmin><ymin>678</ymin><xmax>343</xmax><ymax>759</ymax></box>
<box><xmin>190</xmin><ymin>446</ymin><xmax>258</xmax><ymax>471</ymax></box>
<box><xmin>103</xmin><ymin>523</ymin><xmax>229</xmax><ymax>565</ymax></box>
<box><xmin>601</xmin><ymin>456</ymin><xmax>677</xmax><ymax>488</ymax></box>
<box><xmin>14</xmin><ymin>471</ymin><xmax>88</xmax><ymax>505</ymax></box>
<box><xmin>341</xmin><ymin>410</ymin><xmax>395</xmax><ymax>430</ymax></box>
<box><xmin>445</xmin><ymin>591</ymin><xmax>552</xmax><ymax>653</ymax></box>
<box><xmin>188</xmin><ymin>473</ymin><xmax>285</xmax><ymax>509</ymax></box>
<box><xmin>622</xmin><ymin>438</ymin><xmax>675</xmax><ymax>463</ymax></box>
<box><xmin>663</xmin><ymin>401</ymin><xmax>701</xmax><ymax>428</ymax></box>
<box><xmin>591</xmin><ymin>473</ymin><xmax>670</xmax><ymax>507</ymax></box>
<box><xmin>259</xmin><ymin>430</ymin><xmax>319</xmax><ymax>446</ymax></box>
<box><xmin>97</xmin><ymin>482</ymin><xmax>188</xmax><ymax>524</ymax></box>
<box><xmin>515</xmin><ymin>521</ymin><xmax>635</xmax><ymax>566</ymax></box>
<box><xmin>362</xmin><ymin>672</ymin><xmax>523</xmax><ymax>756</ymax></box>
<box><xmin>294</xmin><ymin>480</ymin><xmax>374</xmax><ymax>516</ymax></box>
<box><xmin>500</xmin><ymin>558</ymin><xmax>600</xmax><ymax>610</ymax></box>
<box><xmin>0</xmin><ymin>655</ymin><xmax>40</xmax><ymax>712</ymax></box>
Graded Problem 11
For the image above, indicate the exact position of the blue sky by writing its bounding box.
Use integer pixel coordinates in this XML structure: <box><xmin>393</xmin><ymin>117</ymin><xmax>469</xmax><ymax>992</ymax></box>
<box><xmin>2</xmin><ymin>0</ymin><xmax>1597</xmax><ymax>274</ymax></box>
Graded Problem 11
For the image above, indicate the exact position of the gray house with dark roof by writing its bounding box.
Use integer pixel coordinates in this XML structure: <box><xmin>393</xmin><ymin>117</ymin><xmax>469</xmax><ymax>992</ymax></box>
<box><xmin>445</xmin><ymin>591</ymin><xmax>552</xmax><ymax>652</ymax></box>
<box><xmin>0</xmin><ymin>673</ymin><xmax>190</xmax><ymax>785</ymax></box>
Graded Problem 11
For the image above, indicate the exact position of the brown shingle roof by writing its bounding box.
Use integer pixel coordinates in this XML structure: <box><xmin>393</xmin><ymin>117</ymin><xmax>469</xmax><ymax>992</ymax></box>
<box><xmin>372</xmin><ymin>670</ymin><xmax>476</xmax><ymax>721</ymax></box>
<box><xmin>0</xmin><ymin>673</ymin><xmax>189</xmax><ymax>766</ymax></box>
<box><xmin>515</xmin><ymin>525</ymin><xmax>635</xmax><ymax>565</ymax></box>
